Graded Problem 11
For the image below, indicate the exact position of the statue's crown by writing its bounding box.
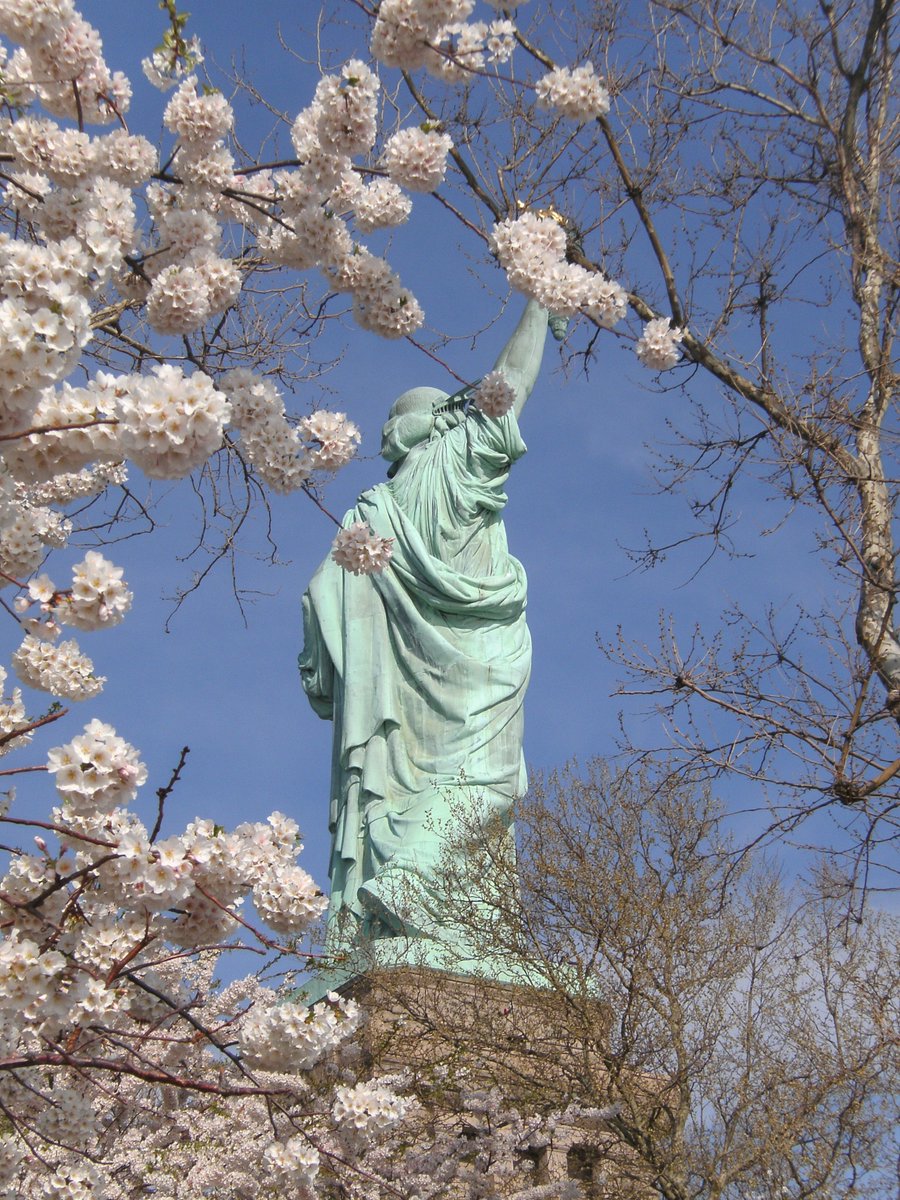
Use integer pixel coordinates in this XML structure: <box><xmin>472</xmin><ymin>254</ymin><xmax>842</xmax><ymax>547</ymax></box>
<box><xmin>432</xmin><ymin>387</ymin><xmax>472</xmax><ymax>415</ymax></box>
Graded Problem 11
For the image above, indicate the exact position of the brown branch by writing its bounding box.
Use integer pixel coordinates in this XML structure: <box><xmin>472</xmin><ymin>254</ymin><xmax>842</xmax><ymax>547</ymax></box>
<box><xmin>0</xmin><ymin>815</ymin><xmax>117</xmax><ymax>848</ymax></box>
<box><xmin>10</xmin><ymin>854</ymin><xmax>121</xmax><ymax>912</ymax></box>
<box><xmin>0</xmin><ymin>1051</ymin><xmax>292</xmax><ymax>1097</ymax></box>
<box><xmin>401</xmin><ymin>69</ymin><xmax>503</xmax><ymax>221</ymax></box>
<box><xmin>149</xmin><ymin>746</ymin><xmax>190</xmax><ymax>843</ymax></box>
<box><xmin>300</xmin><ymin>483</ymin><xmax>343</xmax><ymax>527</ymax></box>
<box><xmin>0</xmin><ymin>706</ymin><xmax>69</xmax><ymax>749</ymax></box>
<box><xmin>0</xmin><ymin>418</ymin><xmax>117</xmax><ymax>444</ymax></box>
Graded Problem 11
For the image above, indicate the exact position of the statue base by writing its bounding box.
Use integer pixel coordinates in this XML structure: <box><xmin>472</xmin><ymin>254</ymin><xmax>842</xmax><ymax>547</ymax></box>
<box><xmin>296</xmin><ymin>953</ymin><xmax>654</xmax><ymax>1196</ymax></box>
<box><xmin>296</xmin><ymin>934</ymin><xmax>538</xmax><ymax>1006</ymax></box>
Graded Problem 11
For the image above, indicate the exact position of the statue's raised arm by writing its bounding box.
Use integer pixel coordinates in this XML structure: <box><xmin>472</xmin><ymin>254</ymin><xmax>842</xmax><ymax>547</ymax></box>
<box><xmin>489</xmin><ymin>298</ymin><xmax>551</xmax><ymax>418</ymax></box>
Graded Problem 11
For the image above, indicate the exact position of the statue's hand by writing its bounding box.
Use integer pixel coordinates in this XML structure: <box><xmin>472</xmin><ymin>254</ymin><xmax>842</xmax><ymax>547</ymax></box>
<box><xmin>548</xmin><ymin>313</ymin><xmax>569</xmax><ymax>342</ymax></box>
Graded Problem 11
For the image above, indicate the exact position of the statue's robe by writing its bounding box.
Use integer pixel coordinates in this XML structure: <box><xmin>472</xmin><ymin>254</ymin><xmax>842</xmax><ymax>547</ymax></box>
<box><xmin>300</xmin><ymin>409</ymin><xmax>530</xmax><ymax>936</ymax></box>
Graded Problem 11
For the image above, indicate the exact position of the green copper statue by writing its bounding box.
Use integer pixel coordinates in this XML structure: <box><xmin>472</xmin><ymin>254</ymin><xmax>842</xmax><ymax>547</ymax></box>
<box><xmin>300</xmin><ymin>299</ymin><xmax>554</xmax><ymax>951</ymax></box>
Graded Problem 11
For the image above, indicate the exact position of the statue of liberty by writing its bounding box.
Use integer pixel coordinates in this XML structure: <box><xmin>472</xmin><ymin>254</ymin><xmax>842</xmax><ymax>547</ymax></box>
<box><xmin>300</xmin><ymin>299</ymin><xmax>555</xmax><ymax>949</ymax></box>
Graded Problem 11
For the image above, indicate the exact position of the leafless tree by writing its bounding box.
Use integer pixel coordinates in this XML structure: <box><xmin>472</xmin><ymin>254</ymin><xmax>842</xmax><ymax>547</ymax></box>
<box><xmin>368</xmin><ymin>761</ymin><xmax>899</xmax><ymax>1200</ymax></box>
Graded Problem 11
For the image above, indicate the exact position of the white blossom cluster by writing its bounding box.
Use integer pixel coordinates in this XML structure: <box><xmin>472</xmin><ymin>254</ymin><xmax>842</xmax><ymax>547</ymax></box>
<box><xmin>11</xmin><ymin>634</ymin><xmax>103</xmax><ymax>700</ymax></box>
<box><xmin>34</xmin><ymin>1159</ymin><xmax>102</xmax><ymax>1200</ymax></box>
<box><xmin>126</xmin><ymin>809</ymin><xmax>327</xmax><ymax>946</ymax></box>
<box><xmin>635</xmin><ymin>316</ymin><xmax>685</xmax><ymax>370</ymax></box>
<box><xmin>371</xmin><ymin>0</ymin><xmax>476</xmax><ymax>69</ymax></box>
<box><xmin>55</xmin><ymin>551</ymin><xmax>132</xmax><ymax>630</ymax></box>
<box><xmin>246</xmin><ymin>811</ymin><xmax>329</xmax><ymax>934</ymax></box>
<box><xmin>47</xmin><ymin>554</ymin><xmax>112</xmax><ymax>626</ymax></box>
<box><xmin>0</xmin><ymin>931</ymin><xmax>86</xmax><ymax>1036</ymax></box>
<box><xmin>472</xmin><ymin>369</ymin><xmax>517</xmax><ymax>418</ymax></box>
<box><xmin>491</xmin><ymin>212</ymin><xmax>627</xmax><ymax>324</ymax></box>
<box><xmin>536</xmin><ymin>63</ymin><xmax>610</xmax><ymax>121</ymax></box>
<box><xmin>370</xmin><ymin>0</ymin><xmax>517</xmax><ymax>79</ymax></box>
<box><xmin>352</xmin><ymin>178</ymin><xmax>413</xmax><ymax>233</ymax></box>
<box><xmin>220</xmin><ymin>370</ymin><xmax>361</xmax><ymax>492</ymax></box>
<box><xmin>428</xmin><ymin>18</ymin><xmax>516</xmax><ymax>81</ymax></box>
<box><xmin>164</xmin><ymin>74</ymin><xmax>233</xmax><ymax>145</ymax></box>
<box><xmin>382</xmin><ymin>126</ymin><xmax>454</xmax><ymax>193</ymax></box>
<box><xmin>264</xmin><ymin>1136</ymin><xmax>320</xmax><ymax>1191</ymax></box>
<box><xmin>313</xmin><ymin>57</ymin><xmax>379</xmax><ymax>156</ymax></box>
<box><xmin>94</xmin><ymin>807</ymin><xmax>317</xmax><ymax>936</ymax></box>
<box><xmin>15</xmin><ymin>571</ymin><xmax>59</xmax><ymax>641</ymax></box>
<box><xmin>242</xmin><ymin>56</ymin><xmax>427</xmax><ymax>336</ymax></box>
<box><xmin>0</xmin><ymin>506</ymin><xmax>55</xmax><ymax>580</ymax></box>
<box><xmin>333</xmin><ymin>1078</ymin><xmax>412</xmax><ymax>1150</ymax></box>
<box><xmin>332</xmin><ymin>521</ymin><xmax>395</xmax><ymax>575</ymax></box>
<box><xmin>299</xmin><ymin>410</ymin><xmax>362</xmax><ymax>472</ymax></box>
<box><xmin>0</xmin><ymin>234</ymin><xmax>96</xmax><ymax>436</ymax></box>
<box><xmin>330</xmin><ymin>247</ymin><xmax>426</xmax><ymax>339</ymax></box>
<box><xmin>107</xmin><ymin>76</ymin><xmax>244</xmax><ymax>336</ymax></box>
<box><xmin>47</xmin><ymin>718</ymin><xmax>146</xmax><ymax>813</ymax></box>
<box><xmin>240</xmin><ymin>991</ymin><xmax>362</xmax><ymax>1072</ymax></box>
<box><xmin>144</xmin><ymin>254</ymin><xmax>242</xmax><ymax>335</ymax></box>
<box><xmin>25</xmin><ymin>461</ymin><xmax>127</xmax><ymax>508</ymax></box>
<box><xmin>1</xmin><ymin>381</ymin><xmax>120</xmax><ymax>482</ymax></box>
<box><xmin>6</xmin><ymin>549</ymin><xmax>131</xmax><ymax>695</ymax></box>
<box><xmin>0</xmin><ymin>665</ymin><xmax>30</xmax><ymax>755</ymax></box>
<box><xmin>254</xmin><ymin>858</ymin><xmax>327</xmax><ymax>933</ymax></box>
<box><xmin>33</xmin><ymin>1082</ymin><xmax>103</xmax><ymax>1149</ymax></box>
<box><xmin>3</xmin><ymin>364</ymin><xmax>232</xmax><ymax>490</ymax></box>
<box><xmin>221</xmin><ymin>369</ymin><xmax>314</xmax><ymax>492</ymax></box>
<box><xmin>0</xmin><ymin>0</ymin><xmax>131</xmax><ymax>123</ymax></box>
<box><xmin>113</xmin><ymin>365</ymin><xmax>232</xmax><ymax>480</ymax></box>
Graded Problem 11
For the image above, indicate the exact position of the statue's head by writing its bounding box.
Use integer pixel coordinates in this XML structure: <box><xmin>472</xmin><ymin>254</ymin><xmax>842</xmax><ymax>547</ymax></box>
<box><xmin>380</xmin><ymin>387</ymin><xmax>448</xmax><ymax>473</ymax></box>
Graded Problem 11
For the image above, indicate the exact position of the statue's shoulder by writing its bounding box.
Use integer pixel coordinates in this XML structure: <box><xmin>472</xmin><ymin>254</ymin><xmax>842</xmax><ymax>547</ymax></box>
<box><xmin>464</xmin><ymin>408</ymin><xmax>527</xmax><ymax>466</ymax></box>
<box><xmin>363</xmin><ymin>480</ymin><xmax>392</xmax><ymax>501</ymax></box>
<box><xmin>355</xmin><ymin>480</ymin><xmax>397</xmax><ymax>519</ymax></box>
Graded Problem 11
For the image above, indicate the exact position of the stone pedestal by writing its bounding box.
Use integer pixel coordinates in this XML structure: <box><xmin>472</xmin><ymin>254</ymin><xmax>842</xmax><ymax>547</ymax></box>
<box><xmin>305</xmin><ymin>960</ymin><xmax>656</xmax><ymax>1198</ymax></box>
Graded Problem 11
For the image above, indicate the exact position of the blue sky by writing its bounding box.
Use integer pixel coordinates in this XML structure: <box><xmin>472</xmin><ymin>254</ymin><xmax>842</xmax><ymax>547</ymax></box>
<box><xmin>7</xmin><ymin>1</ymin><xmax>841</xmax><ymax>903</ymax></box>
